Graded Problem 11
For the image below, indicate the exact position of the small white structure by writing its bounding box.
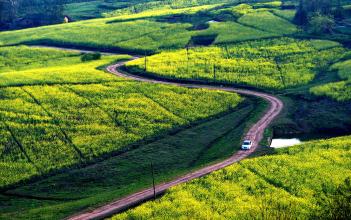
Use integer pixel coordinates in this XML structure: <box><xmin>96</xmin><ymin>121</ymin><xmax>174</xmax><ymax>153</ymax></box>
<box><xmin>270</xmin><ymin>138</ymin><xmax>301</xmax><ymax>148</ymax></box>
<box><xmin>64</xmin><ymin>16</ymin><xmax>71</xmax><ymax>23</ymax></box>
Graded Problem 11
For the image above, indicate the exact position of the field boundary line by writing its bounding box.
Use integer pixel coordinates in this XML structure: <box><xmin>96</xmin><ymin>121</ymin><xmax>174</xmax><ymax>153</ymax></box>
<box><xmin>21</xmin><ymin>88</ymin><xmax>86</xmax><ymax>161</ymax></box>
<box><xmin>0</xmin><ymin>121</ymin><xmax>40</xmax><ymax>171</ymax></box>
<box><xmin>61</xmin><ymin>85</ymin><xmax>134</xmax><ymax>134</ymax></box>
<box><xmin>134</xmin><ymin>87</ymin><xmax>188</xmax><ymax>123</ymax></box>
<box><xmin>242</xmin><ymin>164</ymin><xmax>301</xmax><ymax>198</ymax></box>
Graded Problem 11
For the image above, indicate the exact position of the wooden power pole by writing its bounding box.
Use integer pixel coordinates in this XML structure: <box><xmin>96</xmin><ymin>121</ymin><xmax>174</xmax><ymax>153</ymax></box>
<box><xmin>151</xmin><ymin>162</ymin><xmax>156</xmax><ymax>200</ymax></box>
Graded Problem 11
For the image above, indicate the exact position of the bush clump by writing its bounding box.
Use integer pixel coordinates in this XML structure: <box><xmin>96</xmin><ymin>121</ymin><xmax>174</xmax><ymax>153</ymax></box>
<box><xmin>81</xmin><ymin>53</ymin><xmax>101</xmax><ymax>62</ymax></box>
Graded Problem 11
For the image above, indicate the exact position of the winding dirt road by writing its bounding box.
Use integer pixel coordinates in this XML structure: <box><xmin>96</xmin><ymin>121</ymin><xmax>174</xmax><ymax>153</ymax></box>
<box><xmin>68</xmin><ymin>58</ymin><xmax>283</xmax><ymax>220</ymax></box>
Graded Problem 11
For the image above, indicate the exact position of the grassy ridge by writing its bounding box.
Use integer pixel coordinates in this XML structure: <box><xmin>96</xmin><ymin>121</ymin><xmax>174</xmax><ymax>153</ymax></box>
<box><xmin>311</xmin><ymin>58</ymin><xmax>351</xmax><ymax>101</ymax></box>
<box><xmin>0</xmin><ymin>5</ymin><xmax>298</xmax><ymax>53</ymax></box>
<box><xmin>0</xmin><ymin>46</ymin><xmax>82</xmax><ymax>73</ymax></box>
<box><xmin>126</xmin><ymin>38</ymin><xmax>344</xmax><ymax>89</ymax></box>
<box><xmin>63</xmin><ymin>0</ymin><xmax>148</xmax><ymax>20</ymax></box>
<box><xmin>113</xmin><ymin>135</ymin><xmax>351</xmax><ymax>219</ymax></box>
<box><xmin>238</xmin><ymin>10</ymin><xmax>297</xmax><ymax>34</ymax></box>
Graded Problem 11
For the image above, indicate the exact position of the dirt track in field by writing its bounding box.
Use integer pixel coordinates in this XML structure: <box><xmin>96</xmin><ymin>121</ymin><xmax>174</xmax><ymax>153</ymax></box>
<box><xmin>68</xmin><ymin>57</ymin><xmax>283</xmax><ymax>220</ymax></box>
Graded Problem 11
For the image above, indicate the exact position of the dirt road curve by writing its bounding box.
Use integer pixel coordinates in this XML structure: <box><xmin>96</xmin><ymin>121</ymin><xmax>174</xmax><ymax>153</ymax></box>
<box><xmin>68</xmin><ymin>58</ymin><xmax>283</xmax><ymax>220</ymax></box>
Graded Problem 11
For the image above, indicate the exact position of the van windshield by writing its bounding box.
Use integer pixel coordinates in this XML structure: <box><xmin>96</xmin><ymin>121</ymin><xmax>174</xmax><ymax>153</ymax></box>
<box><xmin>243</xmin><ymin>141</ymin><xmax>251</xmax><ymax>145</ymax></box>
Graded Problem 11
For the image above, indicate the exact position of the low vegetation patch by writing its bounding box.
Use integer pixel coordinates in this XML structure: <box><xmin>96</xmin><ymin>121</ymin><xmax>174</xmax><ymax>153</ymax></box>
<box><xmin>0</xmin><ymin>46</ymin><xmax>82</xmax><ymax>72</ymax></box>
<box><xmin>81</xmin><ymin>52</ymin><xmax>101</xmax><ymax>62</ymax></box>
<box><xmin>311</xmin><ymin>59</ymin><xmax>351</xmax><ymax>101</ymax></box>
<box><xmin>238</xmin><ymin>10</ymin><xmax>298</xmax><ymax>34</ymax></box>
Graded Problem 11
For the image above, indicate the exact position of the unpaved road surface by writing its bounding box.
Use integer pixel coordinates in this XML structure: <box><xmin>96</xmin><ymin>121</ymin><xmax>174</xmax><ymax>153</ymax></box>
<box><xmin>68</xmin><ymin>58</ymin><xmax>284</xmax><ymax>220</ymax></box>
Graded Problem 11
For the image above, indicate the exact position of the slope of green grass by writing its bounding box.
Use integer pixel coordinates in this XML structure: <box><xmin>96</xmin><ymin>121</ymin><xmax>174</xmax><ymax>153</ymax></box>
<box><xmin>237</xmin><ymin>10</ymin><xmax>298</xmax><ymax>34</ymax></box>
<box><xmin>271</xmin><ymin>9</ymin><xmax>296</xmax><ymax>21</ymax></box>
<box><xmin>64</xmin><ymin>0</ymin><xmax>110</xmax><ymax>20</ymax></box>
<box><xmin>126</xmin><ymin>38</ymin><xmax>344</xmax><ymax>89</ymax></box>
<box><xmin>0</xmin><ymin>46</ymin><xmax>82</xmax><ymax>73</ymax></box>
<box><xmin>63</xmin><ymin>0</ymin><xmax>141</xmax><ymax>20</ymax></box>
<box><xmin>0</xmin><ymin>18</ymin><xmax>194</xmax><ymax>54</ymax></box>
<box><xmin>103</xmin><ymin>0</ymin><xmax>232</xmax><ymax>17</ymax></box>
<box><xmin>311</xmin><ymin>59</ymin><xmax>351</xmax><ymax>101</ymax></box>
<box><xmin>0</xmin><ymin>5</ymin><xmax>217</xmax><ymax>53</ymax></box>
<box><xmin>0</xmin><ymin>56</ymin><xmax>124</xmax><ymax>87</ymax></box>
<box><xmin>0</xmin><ymin>97</ymin><xmax>268</xmax><ymax>220</ymax></box>
<box><xmin>202</xmin><ymin>21</ymin><xmax>279</xmax><ymax>44</ymax></box>
<box><xmin>0</xmin><ymin>47</ymin><xmax>243</xmax><ymax>190</ymax></box>
<box><xmin>0</xmin><ymin>5</ymin><xmax>298</xmax><ymax>53</ymax></box>
<box><xmin>113</xmin><ymin>135</ymin><xmax>351</xmax><ymax>219</ymax></box>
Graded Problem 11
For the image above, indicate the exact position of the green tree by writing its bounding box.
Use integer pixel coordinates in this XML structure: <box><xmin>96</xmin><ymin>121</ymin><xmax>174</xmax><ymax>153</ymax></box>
<box><xmin>0</xmin><ymin>0</ymin><xmax>64</xmax><ymax>30</ymax></box>
<box><xmin>294</xmin><ymin>0</ymin><xmax>333</xmax><ymax>26</ymax></box>
<box><xmin>308</xmin><ymin>13</ymin><xmax>335</xmax><ymax>34</ymax></box>
<box><xmin>0</xmin><ymin>0</ymin><xmax>19</xmax><ymax>29</ymax></box>
<box><xmin>334</xmin><ymin>0</ymin><xmax>344</xmax><ymax>20</ymax></box>
<box><xmin>293</xmin><ymin>0</ymin><xmax>308</xmax><ymax>25</ymax></box>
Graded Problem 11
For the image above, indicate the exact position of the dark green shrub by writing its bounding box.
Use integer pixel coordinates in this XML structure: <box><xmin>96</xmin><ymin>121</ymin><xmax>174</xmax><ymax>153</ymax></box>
<box><xmin>81</xmin><ymin>53</ymin><xmax>101</xmax><ymax>62</ymax></box>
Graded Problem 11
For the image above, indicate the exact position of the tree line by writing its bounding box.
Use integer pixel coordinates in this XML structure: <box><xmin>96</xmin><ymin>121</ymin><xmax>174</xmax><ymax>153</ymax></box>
<box><xmin>0</xmin><ymin>0</ymin><xmax>82</xmax><ymax>30</ymax></box>
<box><xmin>293</xmin><ymin>0</ymin><xmax>344</xmax><ymax>34</ymax></box>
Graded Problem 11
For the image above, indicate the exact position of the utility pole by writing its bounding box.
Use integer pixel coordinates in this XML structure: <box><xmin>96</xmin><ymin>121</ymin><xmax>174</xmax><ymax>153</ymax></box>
<box><xmin>213</xmin><ymin>64</ymin><xmax>216</xmax><ymax>81</ymax></box>
<box><xmin>144</xmin><ymin>52</ymin><xmax>147</xmax><ymax>72</ymax></box>
<box><xmin>224</xmin><ymin>44</ymin><xmax>229</xmax><ymax>59</ymax></box>
<box><xmin>186</xmin><ymin>46</ymin><xmax>189</xmax><ymax>74</ymax></box>
<box><xmin>186</xmin><ymin>46</ymin><xmax>189</xmax><ymax>60</ymax></box>
<box><xmin>151</xmin><ymin>162</ymin><xmax>156</xmax><ymax>200</ymax></box>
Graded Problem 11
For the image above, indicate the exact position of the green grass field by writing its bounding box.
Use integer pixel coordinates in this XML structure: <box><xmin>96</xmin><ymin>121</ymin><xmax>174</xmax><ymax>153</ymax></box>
<box><xmin>0</xmin><ymin>4</ymin><xmax>299</xmax><ymax>53</ymax></box>
<box><xmin>113</xmin><ymin>135</ymin><xmax>351</xmax><ymax>219</ymax></box>
<box><xmin>0</xmin><ymin>97</ymin><xmax>268</xmax><ymax>220</ymax></box>
<box><xmin>63</xmin><ymin>0</ymin><xmax>145</xmax><ymax>20</ymax></box>
<box><xmin>238</xmin><ymin>10</ymin><xmax>298</xmax><ymax>34</ymax></box>
<box><xmin>126</xmin><ymin>38</ymin><xmax>344</xmax><ymax>89</ymax></box>
<box><xmin>0</xmin><ymin>46</ymin><xmax>83</xmax><ymax>72</ymax></box>
<box><xmin>311</xmin><ymin>58</ymin><xmax>351</xmax><ymax>101</ymax></box>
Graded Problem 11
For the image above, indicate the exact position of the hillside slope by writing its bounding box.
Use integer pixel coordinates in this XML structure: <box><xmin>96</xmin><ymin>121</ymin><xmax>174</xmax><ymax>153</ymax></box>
<box><xmin>113</xmin><ymin>136</ymin><xmax>351</xmax><ymax>219</ymax></box>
